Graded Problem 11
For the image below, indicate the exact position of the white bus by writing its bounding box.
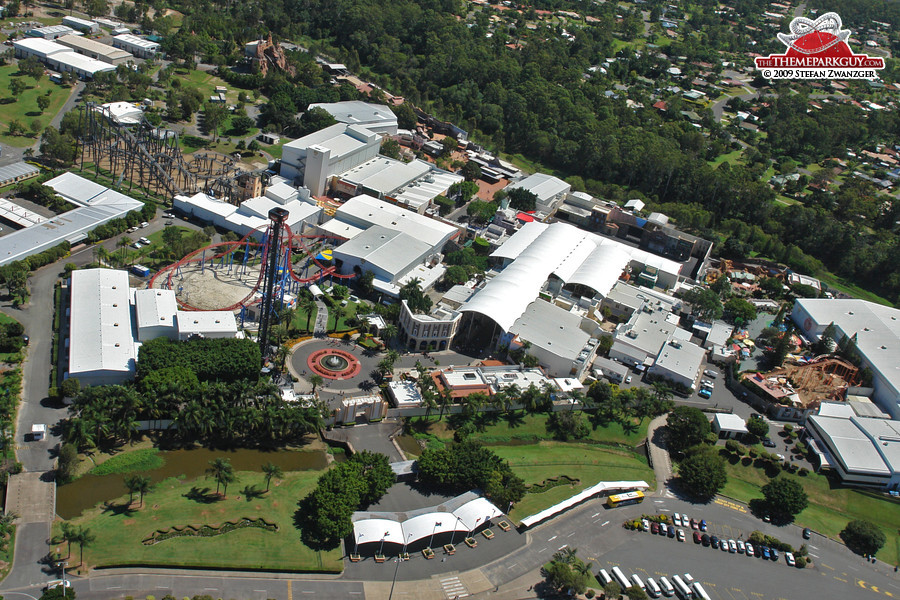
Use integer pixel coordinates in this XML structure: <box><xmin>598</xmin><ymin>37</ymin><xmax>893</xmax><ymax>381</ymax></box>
<box><xmin>598</xmin><ymin>569</ymin><xmax>613</xmax><ymax>586</ymax></box>
<box><xmin>631</xmin><ymin>574</ymin><xmax>646</xmax><ymax>591</ymax></box>
<box><xmin>692</xmin><ymin>583</ymin><xmax>712</xmax><ymax>600</ymax></box>
<box><xmin>646</xmin><ymin>577</ymin><xmax>662</xmax><ymax>598</ymax></box>
<box><xmin>671</xmin><ymin>575</ymin><xmax>694</xmax><ymax>599</ymax></box>
<box><xmin>612</xmin><ymin>567</ymin><xmax>631</xmax><ymax>590</ymax></box>
<box><xmin>658</xmin><ymin>576</ymin><xmax>675</xmax><ymax>597</ymax></box>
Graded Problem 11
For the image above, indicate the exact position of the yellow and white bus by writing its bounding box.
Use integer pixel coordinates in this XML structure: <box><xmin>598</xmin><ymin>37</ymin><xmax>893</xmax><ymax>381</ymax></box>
<box><xmin>606</xmin><ymin>490</ymin><xmax>645</xmax><ymax>508</ymax></box>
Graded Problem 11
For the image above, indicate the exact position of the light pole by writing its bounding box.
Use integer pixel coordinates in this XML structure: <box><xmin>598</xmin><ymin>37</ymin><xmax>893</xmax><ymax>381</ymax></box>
<box><xmin>379</xmin><ymin>531</ymin><xmax>390</xmax><ymax>556</ymax></box>
<box><xmin>354</xmin><ymin>532</ymin><xmax>363</xmax><ymax>556</ymax></box>
<box><xmin>387</xmin><ymin>556</ymin><xmax>401</xmax><ymax>600</ymax></box>
<box><xmin>402</xmin><ymin>532</ymin><xmax>412</xmax><ymax>556</ymax></box>
<box><xmin>450</xmin><ymin>516</ymin><xmax>464</xmax><ymax>546</ymax></box>
<box><xmin>428</xmin><ymin>520</ymin><xmax>441</xmax><ymax>550</ymax></box>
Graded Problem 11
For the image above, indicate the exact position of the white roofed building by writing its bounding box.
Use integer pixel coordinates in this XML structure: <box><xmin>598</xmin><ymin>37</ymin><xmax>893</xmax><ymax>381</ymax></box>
<box><xmin>793</xmin><ymin>299</ymin><xmax>900</xmax><ymax>418</ymax></box>
<box><xmin>329</xmin><ymin>194</ymin><xmax>459</xmax><ymax>248</ymax></box>
<box><xmin>176</xmin><ymin>311</ymin><xmax>238</xmax><ymax>340</ymax></box>
<box><xmin>806</xmin><ymin>414</ymin><xmax>900</xmax><ymax>490</ymax></box>
<box><xmin>26</xmin><ymin>25</ymin><xmax>75</xmax><ymax>39</ymax></box>
<box><xmin>112</xmin><ymin>34</ymin><xmax>159</xmax><ymax>58</ymax></box>
<box><xmin>62</xmin><ymin>16</ymin><xmax>100</xmax><ymax>34</ymax></box>
<box><xmin>134</xmin><ymin>288</ymin><xmax>178</xmax><ymax>341</ymax></box>
<box><xmin>648</xmin><ymin>337</ymin><xmax>706</xmax><ymax>390</ymax></box>
<box><xmin>280</xmin><ymin>123</ymin><xmax>381</xmax><ymax>195</ymax></box>
<box><xmin>68</xmin><ymin>269</ymin><xmax>136</xmax><ymax>385</ymax></box>
<box><xmin>98</xmin><ymin>101</ymin><xmax>143</xmax><ymax>125</ymax></box>
<box><xmin>335</xmin><ymin>157</ymin><xmax>462</xmax><ymax>213</ymax></box>
<box><xmin>506</xmin><ymin>173</ymin><xmax>571</xmax><ymax>215</ymax></box>
<box><xmin>173</xmin><ymin>190</ymin><xmax>321</xmax><ymax>239</ymax></box>
<box><xmin>307</xmin><ymin>101</ymin><xmax>398</xmax><ymax>135</ymax></box>
<box><xmin>13</xmin><ymin>37</ymin><xmax>116</xmax><ymax>78</ymax></box>
<box><xmin>57</xmin><ymin>34</ymin><xmax>132</xmax><ymax>64</ymax></box>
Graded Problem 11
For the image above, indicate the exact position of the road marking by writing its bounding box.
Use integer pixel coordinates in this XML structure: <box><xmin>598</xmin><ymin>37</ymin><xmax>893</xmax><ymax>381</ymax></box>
<box><xmin>821</xmin><ymin>563</ymin><xmax>834</xmax><ymax>570</ymax></box>
<box><xmin>254</xmin><ymin>590</ymin><xmax>267</xmax><ymax>593</ymax></box>
<box><xmin>591</xmin><ymin>512</ymin><xmax>601</xmax><ymax>518</ymax></box>
<box><xmin>538</xmin><ymin>548</ymin><xmax>547</xmax><ymax>553</ymax></box>
<box><xmin>287</xmin><ymin>580</ymin><xmax>292</xmax><ymax>600</ymax></box>
<box><xmin>548</xmin><ymin>535</ymin><xmax>558</xmax><ymax>541</ymax></box>
<box><xmin>810</xmin><ymin>553</ymin><xmax>819</xmax><ymax>558</ymax></box>
<box><xmin>348</xmin><ymin>593</ymin><xmax>362</xmax><ymax>596</ymax></box>
<box><xmin>601</xmin><ymin>521</ymin><xmax>610</xmax><ymax>526</ymax></box>
<box><xmin>507</xmin><ymin>563</ymin><xmax>518</xmax><ymax>569</ymax></box>
<box><xmin>567</xmin><ymin>532</ymin><xmax>577</xmax><ymax>537</ymax></box>
<box><xmin>301</xmin><ymin>591</ymin><xmax>315</xmax><ymax>595</ymax></box>
<box><xmin>558</xmin><ymin>544</ymin><xmax>569</xmax><ymax>551</ymax></box>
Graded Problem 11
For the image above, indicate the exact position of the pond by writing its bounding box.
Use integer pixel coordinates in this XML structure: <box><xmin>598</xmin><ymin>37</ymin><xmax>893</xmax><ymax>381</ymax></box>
<box><xmin>57</xmin><ymin>447</ymin><xmax>327</xmax><ymax>520</ymax></box>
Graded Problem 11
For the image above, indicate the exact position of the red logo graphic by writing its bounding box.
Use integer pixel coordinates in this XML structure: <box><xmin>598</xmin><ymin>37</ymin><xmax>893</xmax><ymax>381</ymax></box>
<box><xmin>755</xmin><ymin>12</ymin><xmax>884</xmax><ymax>79</ymax></box>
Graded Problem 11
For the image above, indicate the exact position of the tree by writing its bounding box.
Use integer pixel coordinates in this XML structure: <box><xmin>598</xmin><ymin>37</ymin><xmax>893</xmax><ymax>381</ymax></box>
<box><xmin>60</xmin><ymin>521</ymin><xmax>79</xmax><ymax>559</ymax></box>
<box><xmin>544</xmin><ymin>548</ymin><xmax>592</xmax><ymax>595</ymax></box>
<box><xmin>840</xmin><ymin>520</ymin><xmax>886</xmax><ymax>557</ymax></box>
<box><xmin>626</xmin><ymin>585</ymin><xmax>649</xmax><ymax>600</ymax></box>
<box><xmin>746</xmin><ymin>417</ymin><xmax>769</xmax><ymax>441</ymax></box>
<box><xmin>230</xmin><ymin>114</ymin><xmax>255</xmax><ymax>135</ymax></box>
<box><xmin>39</xmin><ymin>127</ymin><xmax>77</xmax><ymax>165</ymax></box>
<box><xmin>380</xmin><ymin>138</ymin><xmax>401</xmax><ymax>159</ymax></box>
<box><xmin>466</xmin><ymin>200</ymin><xmax>497</xmax><ymax>223</ymax></box>
<box><xmin>36</xmin><ymin>94</ymin><xmax>51</xmax><ymax>114</ymax></box>
<box><xmin>604</xmin><ymin>581</ymin><xmax>623</xmax><ymax>599</ymax></box>
<box><xmin>506</xmin><ymin>187</ymin><xmax>538</xmax><ymax>211</ymax></box>
<box><xmin>75</xmin><ymin>526</ymin><xmax>95</xmax><ymax>567</ymax></box>
<box><xmin>461</xmin><ymin>161</ymin><xmax>482</xmax><ymax>181</ymax></box>
<box><xmin>666</xmin><ymin>406</ymin><xmax>711</xmax><ymax>454</ymax></box>
<box><xmin>124</xmin><ymin>474</ymin><xmax>152</xmax><ymax>507</ymax></box>
<box><xmin>761</xmin><ymin>477</ymin><xmax>808</xmax><ymax>521</ymax></box>
<box><xmin>399</xmin><ymin>278</ymin><xmax>431</xmax><ymax>313</ymax></box>
<box><xmin>724</xmin><ymin>297</ymin><xmax>758</xmax><ymax>324</ymax></box>
<box><xmin>203</xmin><ymin>104</ymin><xmax>228</xmax><ymax>138</ymax></box>
<box><xmin>683</xmin><ymin>287</ymin><xmax>724</xmax><ymax>320</ymax></box>
<box><xmin>8</xmin><ymin>77</ymin><xmax>26</xmax><ymax>99</ymax></box>
<box><xmin>262</xmin><ymin>461</ymin><xmax>283</xmax><ymax>492</ymax></box>
<box><xmin>206</xmin><ymin>457</ymin><xmax>237</xmax><ymax>496</ymax></box>
<box><xmin>309</xmin><ymin>374</ymin><xmax>324</xmax><ymax>392</ymax></box>
<box><xmin>57</xmin><ymin>443</ymin><xmax>78</xmax><ymax>484</ymax></box>
<box><xmin>767</xmin><ymin>331</ymin><xmax>792</xmax><ymax>367</ymax></box>
<box><xmin>678</xmin><ymin>445</ymin><xmax>727</xmax><ymax>500</ymax></box>
<box><xmin>7</xmin><ymin>119</ymin><xmax>25</xmax><ymax>137</ymax></box>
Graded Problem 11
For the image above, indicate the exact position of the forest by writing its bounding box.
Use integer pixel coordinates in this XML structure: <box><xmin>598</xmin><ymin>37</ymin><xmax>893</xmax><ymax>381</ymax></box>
<box><xmin>147</xmin><ymin>0</ymin><xmax>900</xmax><ymax>303</ymax></box>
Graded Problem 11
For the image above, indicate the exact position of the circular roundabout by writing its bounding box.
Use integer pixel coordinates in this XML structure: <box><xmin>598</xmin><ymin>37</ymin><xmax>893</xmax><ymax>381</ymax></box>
<box><xmin>307</xmin><ymin>348</ymin><xmax>362</xmax><ymax>380</ymax></box>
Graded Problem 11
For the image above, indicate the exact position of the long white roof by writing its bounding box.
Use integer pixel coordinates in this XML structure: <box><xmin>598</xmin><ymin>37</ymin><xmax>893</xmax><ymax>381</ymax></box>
<box><xmin>352</xmin><ymin>496</ymin><xmax>503</xmax><ymax>546</ymax></box>
<box><xmin>461</xmin><ymin>222</ymin><xmax>682</xmax><ymax>332</ymax></box>
<box><xmin>334</xmin><ymin>194</ymin><xmax>458</xmax><ymax>248</ymax></box>
<box><xmin>68</xmin><ymin>269</ymin><xmax>135</xmax><ymax>378</ymax></box>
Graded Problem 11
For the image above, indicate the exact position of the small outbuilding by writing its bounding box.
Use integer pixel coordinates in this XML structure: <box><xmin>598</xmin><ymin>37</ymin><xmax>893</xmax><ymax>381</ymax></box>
<box><xmin>711</xmin><ymin>413</ymin><xmax>749</xmax><ymax>440</ymax></box>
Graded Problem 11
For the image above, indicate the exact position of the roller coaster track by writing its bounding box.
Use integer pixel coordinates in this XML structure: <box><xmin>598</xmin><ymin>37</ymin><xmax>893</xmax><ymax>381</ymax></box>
<box><xmin>149</xmin><ymin>222</ymin><xmax>355</xmax><ymax>312</ymax></box>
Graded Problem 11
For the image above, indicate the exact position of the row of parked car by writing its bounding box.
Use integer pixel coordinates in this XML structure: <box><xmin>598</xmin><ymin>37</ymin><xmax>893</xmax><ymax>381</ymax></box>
<box><xmin>695</xmin><ymin>533</ymin><xmax>798</xmax><ymax>566</ymax></box>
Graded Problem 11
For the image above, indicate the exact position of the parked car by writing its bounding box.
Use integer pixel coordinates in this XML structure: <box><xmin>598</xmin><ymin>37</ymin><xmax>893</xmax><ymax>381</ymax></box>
<box><xmin>140</xmin><ymin>221</ymin><xmax>150</xmax><ymax>228</ymax></box>
<box><xmin>802</xmin><ymin>528</ymin><xmax>812</xmax><ymax>539</ymax></box>
<box><xmin>710</xmin><ymin>536</ymin><xmax>720</xmax><ymax>549</ymax></box>
<box><xmin>162</xmin><ymin>213</ymin><xmax>174</xmax><ymax>218</ymax></box>
<box><xmin>625</xmin><ymin>375</ymin><xmax>632</xmax><ymax>384</ymax></box>
<box><xmin>704</xmin><ymin>369</ymin><xmax>718</xmax><ymax>378</ymax></box>
<box><xmin>131</xmin><ymin>242</ymin><xmax>142</xmax><ymax>249</ymax></box>
<box><xmin>689</xmin><ymin>517</ymin><xmax>697</xmax><ymax>530</ymax></box>
<box><xmin>138</xmin><ymin>237</ymin><xmax>151</xmax><ymax>245</ymax></box>
<box><xmin>677</xmin><ymin>529</ymin><xmax>685</xmax><ymax>542</ymax></box>
<box><xmin>762</xmin><ymin>439</ymin><xmax>777</xmax><ymax>448</ymax></box>
<box><xmin>701</xmin><ymin>379</ymin><xmax>714</xmax><ymax>388</ymax></box>
<box><xmin>720</xmin><ymin>540</ymin><xmax>729</xmax><ymax>552</ymax></box>
<box><xmin>785</xmin><ymin>552</ymin><xmax>795</xmax><ymax>567</ymax></box>
<box><xmin>659</xmin><ymin>523</ymin><xmax>667</xmax><ymax>536</ymax></box>
<box><xmin>699</xmin><ymin>520</ymin><xmax>708</xmax><ymax>532</ymax></box>
<box><xmin>667</xmin><ymin>526</ymin><xmax>676</xmax><ymax>539</ymax></box>
<box><xmin>673</xmin><ymin>513</ymin><xmax>682</xmax><ymax>527</ymax></box>
<box><xmin>693</xmin><ymin>531</ymin><xmax>702</xmax><ymax>544</ymax></box>
<box><xmin>745</xmin><ymin>543</ymin><xmax>755</xmax><ymax>557</ymax></box>
<box><xmin>737</xmin><ymin>540</ymin><xmax>745</xmax><ymax>554</ymax></box>
<box><xmin>127</xmin><ymin>226</ymin><xmax>138</xmax><ymax>233</ymax></box>
<box><xmin>698</xmin><ymin>388</ymin><xmax>712</xmax><ymax>399</ymax></box>
<box><xmin>728</xmin><ymin>539</ymin><xmax>737</xmax><ymax>553</ymax></box>
<box><xmin>701</xmin><ymin>534</ymin><xmax>710</xmax><ymax>546</ymax></box>
<box><xmin>651</xmin><ymin>522</ymin><xmax>660</xmax><ymax>535</ymax></box>
<box><xmin>642</xmin><ymin>519</ymin><xmax>650</xmax><ymax>532</ymax></box>
<box><xmin>761</xmin><ymin>546</ymin><xmax>771</xmax><ymax>559</ymax></box>
<box><xmin>770</xmin><ymin>548</ymin><xmax>780</xmax><ymax>561</ymax></box>
<box><xmin>165</xmin><ymin>220</ymin><xmax>174</xmax><ymax>225</ymax></box>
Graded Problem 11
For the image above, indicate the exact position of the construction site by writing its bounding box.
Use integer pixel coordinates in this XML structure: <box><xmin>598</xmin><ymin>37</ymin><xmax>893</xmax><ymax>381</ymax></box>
<box><xmin>743</xmin><ymin>355</ymin><xmax>861</xmax><ymax>413</ymax></box>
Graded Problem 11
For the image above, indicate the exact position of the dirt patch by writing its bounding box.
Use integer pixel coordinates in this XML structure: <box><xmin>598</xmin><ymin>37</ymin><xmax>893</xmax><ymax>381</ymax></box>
<box><xmin>154</xmin><ymin>262</ymin><xmax>262</xmax><ymax>311</ymax></box>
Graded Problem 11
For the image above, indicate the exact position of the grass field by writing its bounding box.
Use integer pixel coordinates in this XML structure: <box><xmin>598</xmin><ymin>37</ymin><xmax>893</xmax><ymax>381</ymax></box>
<box><xmin>721</xmin><ymin>458</ymin><xmax>900</xmax><ymax>565</ymax></box>
<box><xmin>90</xmin><ymin>448</ymin><xmax>164</xmax><ymax>476</ymax></box>
<box><xmin>490</xmin><ymin>442</ymin><xmax>654</xmax><ymax>522</ymax></box>
<box><xmin>409</xmin><ymin>413</ymin><xmax>649</xmax><ymax>448</ymax></box>
<box><xmin>709</xmin><ymin>149</ymin><xmax>744</xmax><ymax>168</ymax></box>
<box><xmin>54</xmin><ymin>469</ymin><xmax>342</xmax><ymax>573</ymax></box>
<box><xmin>816</xmin><ymin>271</ymin><xmax>893</xmax><ymax>307</ymax></box>
<box><xmin>0</xmin><ymin>65</ymin><xmax>72</xmax><ymax>147</ymax></box>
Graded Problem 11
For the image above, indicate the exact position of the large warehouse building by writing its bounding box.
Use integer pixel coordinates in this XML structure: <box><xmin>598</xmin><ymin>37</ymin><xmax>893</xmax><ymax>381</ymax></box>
<box><xmin>13</xmin><ymin>37</ymin><xmax>116</xmax><ymax>78</ymax></box>
<box><xmin>806</xmin><ymin>413</ymin><xmax>900</xmax><ymax>490</ymax></box>
<box><xmin>280</xmin><ymin>123</ymin><xmax>381</xmax><ymax>195</ymax></box>
<box><xmin>67</xmin><ymin>269</ymin><xmax>238</xmax><ymax>385</ymax></box>
<box><xmin>792</xmin><ymin>298</ymin><xmax>900</xmax><ymax>418</ymax></box>
<box><xmin>307</xmin><ymin>101</ymin><xmax>398</xmax><ymax>135</ymax></box>
<box><xmin>0</xmin><ymin>173</ymin><xmax>144</xmax><ymax>267</ymax></box>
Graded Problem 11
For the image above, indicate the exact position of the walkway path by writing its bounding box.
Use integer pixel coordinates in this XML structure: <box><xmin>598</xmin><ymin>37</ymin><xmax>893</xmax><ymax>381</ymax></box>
<box><xmin>313</xmin><ymin>299</ymin><xmax>329</xmax><ymax>336</ymax></box>
<box><xmin>646</xmin><ymin>414</ymin><xmax>674</xmax><ymax>497</ymax></box>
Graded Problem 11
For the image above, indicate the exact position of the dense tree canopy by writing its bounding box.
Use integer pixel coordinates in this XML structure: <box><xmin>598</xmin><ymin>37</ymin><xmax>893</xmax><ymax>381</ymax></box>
<box><xmin>137</xmin><ymin>337</ymin><xmax>262</xmax><ymax>383</ymax></box>
<box><xmin>666</xmin><ymin>406</ymin><xmax>711</xmax><ymax>454</ymax></box>
<box><xmin>678</xmin><ymin>445</ymin><xmax>727</xmax><ymax>500</ymax></box>
<box><xmin>417</xmin><ymin>440</ymin><xmax>525</xmax><ymax>509</ymax></box>
<box><xmin>840</xmin><ymin>519</ymin><xmax>887</xmax><ymax>557</ymax></box>
<box><xmin>761</xmin><ymin>477</ymin><xmax>808</xmax><ymax>522</ymax></box>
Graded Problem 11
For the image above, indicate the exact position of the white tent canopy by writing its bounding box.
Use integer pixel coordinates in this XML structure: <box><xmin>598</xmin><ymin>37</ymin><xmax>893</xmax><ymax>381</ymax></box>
<box><xmin>352</xmin><ymin>494</ymin><xmax>502</xmax><ymax>547</ymax></box>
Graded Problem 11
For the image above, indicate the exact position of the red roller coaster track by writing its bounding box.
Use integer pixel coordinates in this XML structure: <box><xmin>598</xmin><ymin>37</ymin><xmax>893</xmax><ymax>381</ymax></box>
<box><xmin>149</xmin><ymin>222</ymin><xmax>356</xmax><ymax>311</ymax></box>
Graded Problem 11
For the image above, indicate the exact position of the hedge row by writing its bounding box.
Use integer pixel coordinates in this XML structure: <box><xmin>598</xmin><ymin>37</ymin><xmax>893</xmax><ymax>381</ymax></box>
<box><xmin>142</xmin><ymin>517</ymin><xmax>278</xmax><ymax>545</ymax></box>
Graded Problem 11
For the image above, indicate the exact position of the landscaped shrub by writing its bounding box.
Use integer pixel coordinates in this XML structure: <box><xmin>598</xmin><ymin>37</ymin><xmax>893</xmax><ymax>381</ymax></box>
<box><xmin>142</xmin><ymin>517</ymin><xmax>278</xmax><ymax>545</ymax></box>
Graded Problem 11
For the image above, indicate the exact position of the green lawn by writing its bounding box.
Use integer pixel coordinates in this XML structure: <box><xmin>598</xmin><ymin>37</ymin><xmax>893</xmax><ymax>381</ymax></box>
<box><xmin>263</xmin><ymin>139</ymin><xmax>287</xmax><ymax>160</ymax></box>
<box><xmin>815</xmin><ymin>271</ymin><xmax>894</xmax><ymax>307</ymax></box>
<box><xmin>721</xmin><ymin>458</ymin><xmax>900</xmax><ymax>565</ymax></box>
<box><xmin>54</xmin><ymin>469</ymin><xmax>342</xmax><ymax>573</ymax></box>
<box><xmin>491</xmin><ymin>442</ymin><xmax>654</xmax><ymax>523</ymax></box>
<box><xmin>292</xmin><ymin>305</ymin><xmax>318</xmax><ymax>333</ymax></box>
<box><xmin>409</xmin><ymin>413</ymin><xmax>649</xmax><ymax>448</ymax></box>
<box><xmin>0</xmin><ymin>65</ymin><xmax>73</xmax><ymax>147</ymax></box>
<box><xmin>708</xmin><ymin>149</ymin><xmax>744</xmax><ymax>168</ymax></box>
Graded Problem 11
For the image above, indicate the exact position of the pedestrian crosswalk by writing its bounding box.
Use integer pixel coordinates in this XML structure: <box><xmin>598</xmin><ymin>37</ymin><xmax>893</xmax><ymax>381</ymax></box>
<box><xmin>440</xmin><ymin>575</ymin><xmax>469</xmax><ymax>599</ymax></box>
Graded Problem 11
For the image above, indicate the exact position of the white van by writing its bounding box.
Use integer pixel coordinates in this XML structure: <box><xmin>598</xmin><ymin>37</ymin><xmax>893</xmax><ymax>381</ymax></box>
<box><xmin>612</xmin><ymin>567</ymin><xmax>631</xmax><ymax>590</ymax></box>
<box><xmin>598</xmin><ymin>569</ymin><xmax>613</xmax><ymax>586</ymax></box>
<box><xmin>672</xmin><ymin>575</ymin><xmax>694</xmax><ymax>599</ymax></box>
<box><xmin>631</xmin><ymin>574</ymin><xmax>646</xmax><ymax>591</ymax></box>
<box><xmin>658</xmin><ymin>576</ymin><xmax>675</xmax><ymax>597</ymax></box>
<box><xmin>692</xmin><ymin>582</ymin><xmax>712</xmax><ymax>600</ymax></box>
<box><xmin>646</xmin><ymin>577</ymin><xmax>662</xmax><ymax>598</ymax></box>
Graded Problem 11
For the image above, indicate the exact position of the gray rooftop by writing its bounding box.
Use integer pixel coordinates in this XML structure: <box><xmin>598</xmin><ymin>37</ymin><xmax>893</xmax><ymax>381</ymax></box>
<box><xmin>512</xmin><ymin>299</ymin><xmax>590</xmax><ymax>361</ymax></box>
<box><xmin>808</xmin><ymin>415</ymin><xmax>897</xmax><ymax>476</ymax></box>
<box><xmin>0</xmin><ymin>162</ymin><xmax>39</xmax><ymax>184</ymax></box>
<box><xmin>652</xmin><ymin>338</ymin><xmax>706</xmax><ymax>380</ymax></box>
<box><xmin>68</xmin><ymin>268</ymin><xmax>135</xmax><ymax>378</ymax></box>
<box><xmin>307</xmin><ymin>101</ymin><xmax>397</xmax><ymax>127</ymax></box>
<box><xmin>333</xmin><ymin>225</ymin><xmax>431</xmax><ymax>279</ymax></box>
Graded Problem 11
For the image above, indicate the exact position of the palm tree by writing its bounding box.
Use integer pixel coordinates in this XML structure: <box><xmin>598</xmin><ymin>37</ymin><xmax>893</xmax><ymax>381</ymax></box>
<box><xmin>309</xmin><ymin>374</ymin><xmax>323</xmax><ymax>393</ymax></box>
<box><xmin>275</xmin><ymin>344</ymin><xmax>290</xmax><ymax>371</ymax></box>
<box><xmin>381</xmin><ymin>324</ymin><xmax>398</xmax><ymax>344</ymax></box>
<box><xmin>117</xmin><ymin>236</ymin><xmax>130</xmax><ymax>264</ymax></box>
<box><xmin>299</xmin><ymin>296</ymin><xmax>316</xmax><ymax>332</ymax></box>
<box><xmin>124</xmin><ymin>474</ymin><xmax>141</xmax><ymax>505</ymax></box>
<box><xmin>386</xmin><ymin>349</ymin><xmax>400</xmax><ymax>365</ymax></box>
<box><xmin>133</xmin><ymin>475</ymin><xmax>152</xmax><ymax>507</ymax></box>
<box><xmin>206</xmin><ymin>457</ymin><xmax>236</xmax><ymax>497</ymax></box>
<box><xmin>76</xmin><ymin>526</ymin><xmax>95</xmax><ymax>567</ymax></box>
<box><xmin>261</xmin><ymin>462</ymin><xmax>283</xmax><ymax>492</ymax></box>
<box><xmin>60</xmin><ymin>521</ymin><xmax>78</xmax><ymax>559</ymax></box>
